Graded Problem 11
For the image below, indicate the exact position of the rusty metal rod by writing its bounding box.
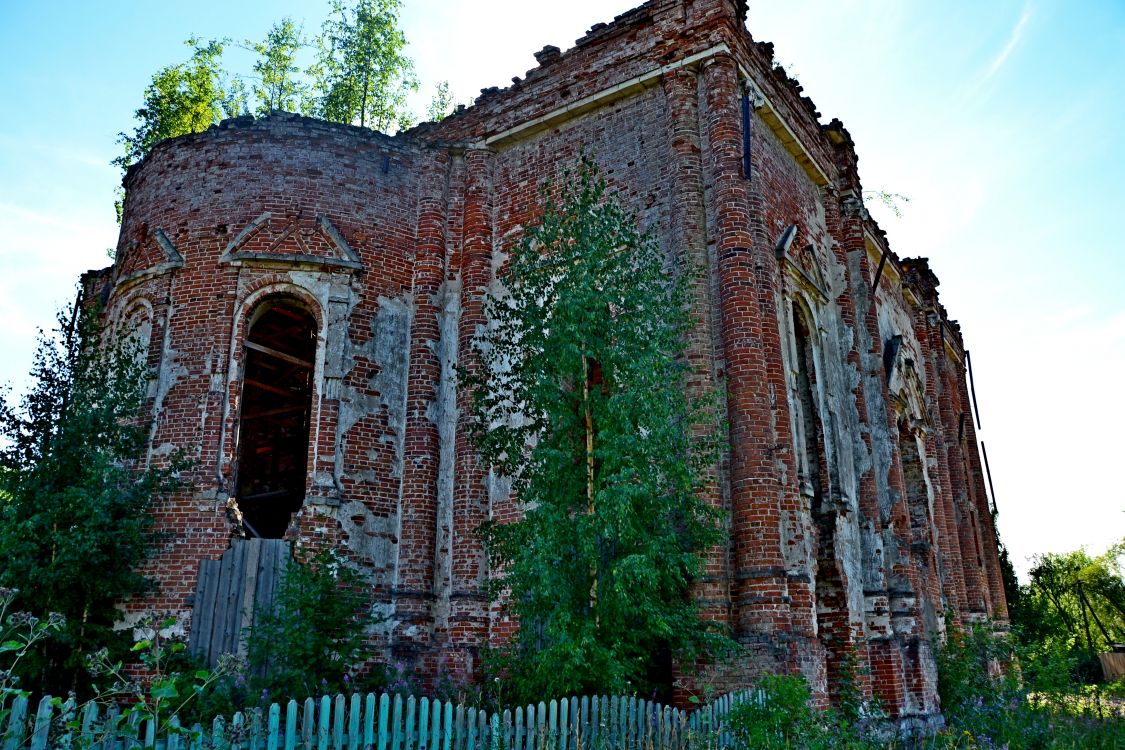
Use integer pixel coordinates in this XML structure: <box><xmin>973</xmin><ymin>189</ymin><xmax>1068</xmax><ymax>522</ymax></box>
<box><xmin>966</xmin><ymin>349</ymin><xmax>982</xmax><ymax>429</ymax></box>
<box><xmin>981</xmin><ymin>440</ymin><xmax>998</xmax><ymax>514</ymax></box>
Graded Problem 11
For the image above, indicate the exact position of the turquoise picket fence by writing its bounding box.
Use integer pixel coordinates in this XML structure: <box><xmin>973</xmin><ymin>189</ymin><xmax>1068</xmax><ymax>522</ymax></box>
<box><xmin>0</xmin><ymin>689</ymin><xmax>757</xmax><ymax>750</ymax></box>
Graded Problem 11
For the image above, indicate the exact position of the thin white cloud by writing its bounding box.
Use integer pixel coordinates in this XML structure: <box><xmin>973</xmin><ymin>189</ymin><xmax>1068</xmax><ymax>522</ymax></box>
<box><xmin>982</xmin><ymin>3</ymin><xmax>1034</xmax><ymax>84</ymax></box>
<box><xmin>0</xmin><ymin>132</ymin><xmax>114</xmax><ymax>172</ymax></box>
<box><xmin>990</xmin><ymin>3</ymin><xmax>1030</xmax><ymax>81</ymax></box>
<box><xmin>0</xmin><ymin>201</ymin><xmax>101</xmax><ymax>236</ymax></box>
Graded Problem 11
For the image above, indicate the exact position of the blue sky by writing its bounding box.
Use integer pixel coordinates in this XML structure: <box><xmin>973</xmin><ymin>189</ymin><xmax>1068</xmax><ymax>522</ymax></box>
<box><xmin>1</xmin><ymin>1</ymin><xmax>1122</xmax><ymax>579</ymax></box>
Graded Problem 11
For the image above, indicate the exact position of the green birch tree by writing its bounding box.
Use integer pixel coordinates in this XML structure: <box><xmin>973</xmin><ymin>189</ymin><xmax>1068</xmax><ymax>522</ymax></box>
<box><xmin>248</xmin><ymin>19</ymin><xmax>307</xmax><ymax>116</ymax></box>
<box><xmin>115</xmin><ymin>37</ymin><xmax>243</xmax><ymax>174</ymax></box>
<box><xmin>425</xmin><ymin>80</ymin><xmax>454</xmax><ymax>122</ymax></box>
<box><xmin>309</xmin><ymin>0</ymin><xmax>418</xmax><ymax>131</ymax></box>
<box><xmin>471</xmin><ymin>159</ymin><xmax>726</xmax><ymax>702</ymax></box>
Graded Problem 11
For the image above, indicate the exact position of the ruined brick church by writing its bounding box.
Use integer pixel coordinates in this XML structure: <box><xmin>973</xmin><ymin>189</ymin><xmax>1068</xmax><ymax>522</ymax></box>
<box><xmin>86</xmin><ymin>0</ymin><xmax>1007</xmax><ymax>724</ymax></box>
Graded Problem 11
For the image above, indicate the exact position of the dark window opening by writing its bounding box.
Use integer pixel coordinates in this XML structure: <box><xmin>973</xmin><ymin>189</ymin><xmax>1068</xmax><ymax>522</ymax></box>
<box><xmin>898</xmin><ymin>419</ymin><xmax>930</xmax><ymax>549</ymax></box>
<box><xmin>235</xmin><ymin>301</ymin><xmax>317</xmax><ymax>539</ymax></box>
<box><xmin>792</xmin><ymin>304</ymin><xmax>823</xmax><ymax>502</ymax></box>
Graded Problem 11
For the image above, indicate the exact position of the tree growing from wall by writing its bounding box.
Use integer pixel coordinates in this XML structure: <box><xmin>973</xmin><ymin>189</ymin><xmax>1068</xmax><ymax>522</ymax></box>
<box><xmin>115</xmin><ymin>37</ymin><xmax>244</xmax><ymax>175</ymax></box>
<box><xmin>248</xmin><ymin>19</ymin><xmax>308</xmax><ymax>116</ymax></box>
<box><xmin>425</xmin><ymin>80</ymin><xmax>454</xmax><ymax>122</ymax></box>
<box><xmin>0</xmin><ymin>300</ymin><xmax>179</xmax><ymax>696</ymax></box>
<box><xmin>470</xmin><ymin>158</ymin><xmax>726</xmax><ymax>701</ymax></box>
<box><xmin>309</xmin><ymin>0</ymin><xmax>417</xmax><ymax>131</ymax></box>
<box><xmin>114</xmin><ymin>0</ymin><xmax>420</xmax><ymax>205</ymax></box>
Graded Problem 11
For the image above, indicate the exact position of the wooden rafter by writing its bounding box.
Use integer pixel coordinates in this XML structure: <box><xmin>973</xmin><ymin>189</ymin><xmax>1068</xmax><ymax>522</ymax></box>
<box><xmin>245</xmin><ymin>340</ymin><xmax>313</xmax><ymax>368</ymax></box>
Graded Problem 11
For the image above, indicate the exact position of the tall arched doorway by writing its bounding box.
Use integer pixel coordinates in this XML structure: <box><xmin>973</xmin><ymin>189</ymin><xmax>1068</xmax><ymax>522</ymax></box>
<box><xmin>234</xmin><ymin>299</ymin><xmax>317</xmax><ymax>539</ymax></box>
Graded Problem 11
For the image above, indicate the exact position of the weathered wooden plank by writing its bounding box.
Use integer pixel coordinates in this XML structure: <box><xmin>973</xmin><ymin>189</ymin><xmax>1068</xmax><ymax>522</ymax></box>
<box><xmin>249</xmin><ymin>539</ymin><xmax>272</xmax><ymax>647</ymax></box>
<box><xmin>606</xmin><ymin>697</ymin><xmax>617</xmax><ymax>750</ymax></box>
<box><xmin>229</xmin><ymin>541</ymin><xmax>252</xmax><ymax>657</ymax></box>
<box><xmin>270</xmin><ymin>541</ymin><xmax>291</xmax><ymax>616</ymax></box>
<box><xmin>348</xmin><ymin>694</ymin><xmax>362</xmax><ymax>750</ymax></box>
<box><xmin>719</xmin><ymin>696</ymin><xmax>728</xmax><ymax>747</ymax></box>
<box><xmin>648</xmin><ymin>702</ymin><xmax>657</xmax><ymax>750</ymax></box>
<box><xmin>187</xmin><ymin>721</ymin><xmax>205</xmax><ymax>750</ymax></box>
<box><xmin>250</xmin><ymin>707</ymin><xmax>265</xmax><ymax>750</ymax></box>
<box><xmin>317</xmin><ymin>696</ymin><xmax>331</xmax><ymax>750</ymax></box>
<box><xmin>27</xmin><ymin>695</ymin><xmax>51</xmax><ymax>750</ymax></box>
<box><xmin>209</xmin><ymin>549</ymin><xmax>234</xmax><ymax>667</ymax></box>
<box><xmin>649</xmin><ymin>699</ymin><xmax>658</xmax><ymax>748</ymax></box>
<box><xmin>333</xmin><ymin>694</ymin><xmax>346</xmax><ymax>750</ymax></box>
<box><xmin>268</xmin><ymin>703</ymin><xmax>281</xmax><ymax>750</ymax></box>
<box><xmin>239</xmin><ymin>538</ymin><xmax>264</xmax><ymax>655</ymax></box>
<box><xmin>640</xmin><ymin>700</ymin><xmax>651</xmax><ymax>750</ymax></box>
<box><xmin>586</xmin><ymin>697</ymin><xmax>597</xmax><ymax>750</ymax></box>
<box><xmin>202</xmin><ymin>558</ymin><xmax>223</xmax><ymax>662</ymax></box>
<box><xmin>405</xmin><ymin>696</ymin><xmax>416</xmax><ymax>750</ymax></box>
<box><xmin>144</xmin><ymin>715</ymin><xmax>157</xmax><ymax>748</ymax></box>
<box><xmin>99</xmin><ymin>704</ymin><xmax>122</xmax><ymax>750</ymax></box>
<box><xmin>302</xmin><ymin>697</ymin><xmax>316</xmax><ymax>750</ymax></box>
<box><xmin>221</xmin><ymin>542</ymin><xmax>242</xmax><ymax>658</ymax></box>
<box><xmin>363</xmin><ymin>694</ymin><xmax>377</xmax><ymax>750</ymax></box>
<box><xmin>185</xmin><ymin>721</ymin><xmax>203</xmax><ymax>750</ymax></box>
<box><xmin>378</xmin><ymin>693</ymin><xmax>391</xmax><ymax>750</ymax></box>
<box><xmin>212</xmin><ymin>716</ymin><xmax>227</xmax><ymax>750</ymax></box>
<box><xmin>3</xmin><ymin>692</ymin><xmax>28</xmax><ymax>750</ymax></box>
<box><xmin>427</xmin><ymin>698</ymin><xmax>440</xmax><ymax>750</ymax></box>
<box><xmin>544</xmin><ymin>701</ymin><xmax>553</xmax><ymax>750</ymax></box>
<box><xmin>418</xmin><ymin>698</ymin><xmax>430</xmax><ymax>750</ymax></box>
<box><xmin>526</xmin><ymin>704</ymin><xmax>537</xmax><ymax>750</ymax></box>
<box><xmin>490</xmin><ymin>713</ymin><xmax>501</xmax><ymax>750</ymax></box>
<box><xmin>285</xmin><ymin>700</ymin><xmax>298</xmax><ymax>750</ymax></box>
<box><xmin>465</xmin><ymin>704</ymin><xmax>476</xmax><ymax>750</ymax></box>
<box><xmin>570</xmin><ymin>698</ymin><xmax>579</xmax><ymax>750</ymax></box>
<box><xmin>189</xmin><ymin>559</ymin><xmax>216</xmax><ymax>658</ymax></box>
<box><xmin>453</xmin><ymin>705</ymin><xmax>464</xmax><ymax>750</ymax></box>
<box><xmin>625</xmin><ymin>697</ymin><xmax>634</xmax><ymax>750</ymax></box>
<box><xmin>441</xmin><ymin>701</ymin><xmax>453</xmax><ymax>750</ymax></box>
<box><xmin>205</xmin><ymin>550</ymin><xmax>228</xmax><ymax>667</ymax></box>
<box><xmin>577</xmin><ymin>697</ymin><xmax>587</xmax><ymax>750</ymax></box>
<box><xmin>623</xmin><ymin>698</ymin><xmax>633</xmax><ymax>750</ymax></box>
<box><xmin>167</xmin><ymin>715</ymin><xmax>183</xmax><ymax>750</ymax></box>
<box><xmin>78</xmin><ymin>700</ymin><xmax>99</xmax><ymax>746</ymax></box>
<box><xmin>556</xmin><ymin>699</ymin><xmax>567</xmax><ymax>750</ymax></box>
<box><xmin>392</xmin><ymin>694</ymin><xmax>404</xmax><ymax>750</ymax></box>
<box><xmin>592</xmin><ymin>697</ymin><xmax>603</xmax><ymax>750</ymax></box>
<box><xmin>231</xmin><ymin>712</ymin><xmax>246</xmax><ymax>750</ymax></box>
<box><xmin>122</xmin><ymin>702</ymin><xmax>144</xmax><ymax>748</ymax></box>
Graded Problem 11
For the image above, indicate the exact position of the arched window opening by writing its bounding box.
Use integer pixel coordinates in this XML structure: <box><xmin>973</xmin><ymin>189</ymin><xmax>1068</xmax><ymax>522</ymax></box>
<box><xmin>792</xmin><ymin>303</ymin><xmax>823</xmax><ymax>501</ymax></box>
<box><xmin>791</xmin><ymin>302</ymin><xmax>848</xmax><ymax>704</ymax></box>
<box><xmin>898</xmin><ymin>418</ymin><xmax>930</xmax><ymax>550</ymax></box>
<box><xmin>235</xmin><ymin>300</ymin><xmax>317</xmax><ymax>539</ymax></box>
<box><xmin>121</xmin><ymin>305</ymin><xmax>154</xmax><ymax>371</ymax></box>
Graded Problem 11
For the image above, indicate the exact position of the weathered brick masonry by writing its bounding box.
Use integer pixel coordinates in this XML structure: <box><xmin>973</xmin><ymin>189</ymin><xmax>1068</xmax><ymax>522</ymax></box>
<box><xmin>89</xmin><ymin>0</ymin><xmax>1007</xmax><ymax>724</ymax></box>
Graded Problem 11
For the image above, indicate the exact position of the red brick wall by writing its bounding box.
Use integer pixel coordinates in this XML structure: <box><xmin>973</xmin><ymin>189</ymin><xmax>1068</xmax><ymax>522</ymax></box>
<box><xmin>101</xmin><ymin>0</ymin><xmax>1006</xmax><ymax>724</ymax></box>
